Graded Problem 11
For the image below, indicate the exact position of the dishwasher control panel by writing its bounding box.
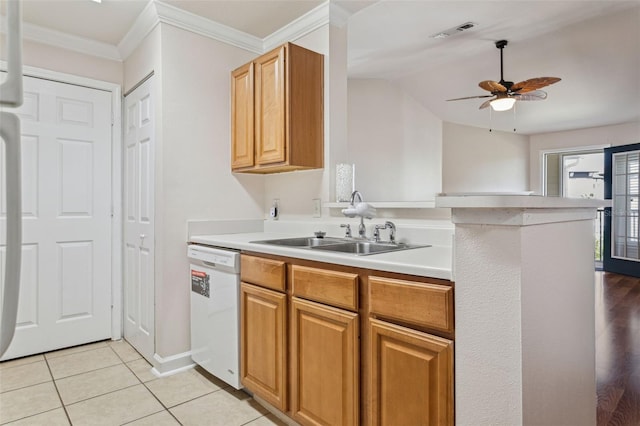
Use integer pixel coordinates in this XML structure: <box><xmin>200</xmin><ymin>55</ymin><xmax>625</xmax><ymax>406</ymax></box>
<box><xmin>187</xmin><ymin>245</ymin><xmax>239</xmax><ymax>270</ymax></box>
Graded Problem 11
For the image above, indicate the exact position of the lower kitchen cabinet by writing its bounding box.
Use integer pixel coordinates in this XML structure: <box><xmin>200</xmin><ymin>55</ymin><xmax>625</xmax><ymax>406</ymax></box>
<box><xmin>369</xmin><ymin>318</ymin><xmax>454</xmax><ymax>426</ymax></box>
<box><xmin>239</xmin><ymin>254</ymin><xmax>454</xmax><ymax>425</ymax></box>
<box><xmin>290</xmin><ymin>297</ymin><xmax>359</xmax><ymax>426</ymax></box>
<box><xmin>240</xmin><ymin>282</ymin><xmax>288</xmax><ymax>411</ymax></box>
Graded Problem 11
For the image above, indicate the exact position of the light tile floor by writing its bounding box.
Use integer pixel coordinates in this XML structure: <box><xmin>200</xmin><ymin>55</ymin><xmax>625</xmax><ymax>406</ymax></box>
<box><xmin>0</xmin><ymin>340</ymin><xmax>285</xmax><ymax>426</ymax></box>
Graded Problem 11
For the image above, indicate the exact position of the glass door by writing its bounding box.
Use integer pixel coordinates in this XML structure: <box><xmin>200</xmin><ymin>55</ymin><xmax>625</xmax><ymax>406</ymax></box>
<box><xmin>604</xmin><ymin>143</ymin><xmax>640</xmax><ymax>277</ymax></box>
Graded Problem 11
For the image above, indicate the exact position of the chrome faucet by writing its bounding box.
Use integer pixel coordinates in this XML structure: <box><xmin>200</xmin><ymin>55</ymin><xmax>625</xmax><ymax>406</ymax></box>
<box><xmin>348</xmin><ymin>190</ymin><xmax>367</xmax><ymax>238</ymax></box>
<box><xmin>373</xmin><ymin>221</ymin><xmax>397</xmax><ymax>243</ymax></box>
<box><xmin>349</xmin><ymin>190</ymin><xmax>363</xmax><ymax>205</ymax></box>
<box><xmin>358</xmin><ymin>217</ymin><xmax>366</xmax><ymax>238</ymax></box>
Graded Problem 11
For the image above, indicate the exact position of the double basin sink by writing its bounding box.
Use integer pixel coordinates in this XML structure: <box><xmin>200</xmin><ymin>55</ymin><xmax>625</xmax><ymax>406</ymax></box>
<box><xmin>251</xmin><ymin>236</ymin><xmax>429</xmax><ymax>256</ymax></box>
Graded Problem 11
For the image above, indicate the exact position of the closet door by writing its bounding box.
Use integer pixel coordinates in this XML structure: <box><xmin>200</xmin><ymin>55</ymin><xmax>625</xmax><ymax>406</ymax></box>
<box><xmin>0</xmin><ymin>75</ymin><xmax>112</xmax><ymax>360</ymax></box>
<box><xmin>123</xmin><ymin>76</ymin><xmax>156</xmax><ymax>362</ymax></box>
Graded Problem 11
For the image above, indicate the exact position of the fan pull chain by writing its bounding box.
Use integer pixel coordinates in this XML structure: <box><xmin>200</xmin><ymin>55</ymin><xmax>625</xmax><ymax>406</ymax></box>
<box><xmin>489</xmin><ymin>105</ymin><xmax>493</xmax><ymax>132</ymax></box>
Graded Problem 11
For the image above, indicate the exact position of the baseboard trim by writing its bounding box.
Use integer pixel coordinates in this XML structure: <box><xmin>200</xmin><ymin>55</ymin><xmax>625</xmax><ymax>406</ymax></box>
<box><xmin>151</xmin><ymin>350</ymin><xmax>195</xmax><ymax>377</ymax></box>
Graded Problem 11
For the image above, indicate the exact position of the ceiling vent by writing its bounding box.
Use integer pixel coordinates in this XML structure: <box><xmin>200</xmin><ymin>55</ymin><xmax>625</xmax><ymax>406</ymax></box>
<box><xmin>430</xmin><ymin>22</ymin><xmax>477</xmax><ymax>39</ymax></box>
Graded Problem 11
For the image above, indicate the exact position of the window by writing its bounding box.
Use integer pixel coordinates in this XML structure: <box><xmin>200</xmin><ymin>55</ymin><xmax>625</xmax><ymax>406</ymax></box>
<box><xmin>543</xmin><ymin>150</ymin><xmax>604</xmax><ymax>199</ymax></box>
<box><xmin>543</xmin><ymin>147</ymin><xmax>606</xmax><ymax>268</ymax></box>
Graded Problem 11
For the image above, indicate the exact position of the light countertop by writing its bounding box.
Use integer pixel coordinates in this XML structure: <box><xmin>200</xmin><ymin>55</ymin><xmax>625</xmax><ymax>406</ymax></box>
<box><xmin>189</xmin><ymin>232</ymin><xmax>453</xmax><ymax>281</ymax></box>
<box><xmin>436</xmin><ymin>194</ymin><xmax>610</xmax><ymax>209</ymax></box>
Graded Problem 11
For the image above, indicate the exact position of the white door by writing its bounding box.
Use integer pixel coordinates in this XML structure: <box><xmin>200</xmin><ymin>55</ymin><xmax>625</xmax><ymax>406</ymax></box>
<box><xmin>123</xmin><ymin>76</ymin><xmax>155</xmax><ymax>362</ymax></box>
<box><xmin>0</xmin><ymin>76</ymin><xmax>112</xmax><ymax>360</ymax></box>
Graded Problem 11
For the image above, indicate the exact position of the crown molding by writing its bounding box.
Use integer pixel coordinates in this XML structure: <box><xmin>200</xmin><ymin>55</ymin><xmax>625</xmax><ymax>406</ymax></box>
<box><xmin>263</xmin><ymin>1</ymin><xmax>330</xmax><ymax>51</ymax></box>
<box><xmin>330</xmin><ymin>2</ymin><xmax>351</xmax><ymax>28</ymax></box>
<box><xmin>2</xmin><ymin>0</ymin><xmax>338</xmax><ymax>63</ymax></box>
<box><xmin>117</xmin><ymin>0</ymin><xmax>160</xmax><ymax>60</ymax></box>
<box><xmin>154</xmin><ymin>1</ymin><xmax>263</xmax><ymax>54</ymax></box>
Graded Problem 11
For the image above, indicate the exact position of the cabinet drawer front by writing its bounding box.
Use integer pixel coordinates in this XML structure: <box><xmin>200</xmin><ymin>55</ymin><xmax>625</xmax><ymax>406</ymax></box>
<box><xmin>241</xmin><ymin>255</ymin><xmax>286</xmax><ymax>291</ymax></box>
<box><xmin>292</xmin><ymin>265</ymin><xmax>358</xmax><ymax>311</ymax></box>
<box><xmin>369</xmin><ymin>276</ymin><xmax>453</xmax><ymax>333</ymax></box>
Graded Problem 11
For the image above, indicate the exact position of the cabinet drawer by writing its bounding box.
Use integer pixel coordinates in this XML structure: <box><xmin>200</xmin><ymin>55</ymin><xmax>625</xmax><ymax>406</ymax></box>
<box><xmin>369</xmin><ymin>276</ymin><xmax>453</xmax><ymax>333</ymax></box>
<box><xmin>241</xmin><ymin>255</ymin><xmax>286</xmax><ymax>291</ymax></box>
<box><xmin>291</xmin><ymin>265</ymin><xmax>358</xmax><ymax>311</ymax></box>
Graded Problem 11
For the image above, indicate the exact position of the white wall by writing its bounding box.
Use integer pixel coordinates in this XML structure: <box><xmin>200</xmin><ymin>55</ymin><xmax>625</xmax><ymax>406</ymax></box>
<box><xmin>0</xmin><ymin>35</ymin><xmax>122</xmax><ymax>85</ymax></box>
<box><xmin>156</xmin><ymin>24</ymin><xmax>262</xmax><ymax>358</ymax></box>
<box><xmin>529</xmin><ymin>121</ymin><xmax>640</xmax><ymax>194</ymax></box>
<box><xmin>347</xmin><ymin>79</ymin><xmax>442</xmax><ymax>201</ymax></box>
<box><xmin>443</xmin><ymin>122</ymin><xmax>530</xmax><ymax>193</ymax></box>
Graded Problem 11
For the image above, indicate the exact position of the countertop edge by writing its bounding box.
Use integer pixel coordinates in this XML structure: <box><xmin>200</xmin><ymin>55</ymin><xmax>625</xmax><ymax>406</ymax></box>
<box><xmin>189</xmin><ymin>233</ymin><xmax>453</xmax><ymax>281</ymax></box>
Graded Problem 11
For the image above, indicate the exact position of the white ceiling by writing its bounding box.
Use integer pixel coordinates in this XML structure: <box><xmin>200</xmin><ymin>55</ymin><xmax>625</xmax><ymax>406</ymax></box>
<box><xmin>2</xmin><ymin>0</ymin><xmax>639</xmax><ymax>135</ymax></box>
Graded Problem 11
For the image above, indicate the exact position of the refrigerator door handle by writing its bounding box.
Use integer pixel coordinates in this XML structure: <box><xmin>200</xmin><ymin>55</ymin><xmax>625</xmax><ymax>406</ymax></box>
<box><xmin>0</xmin><ymin>0</ymin><xmax>23</xmax><ymax>358</ymax></box>
<box><xmin>0</xmin><ymin>112</ymin><xmax>22</xmax><ymax>357</ymax></box>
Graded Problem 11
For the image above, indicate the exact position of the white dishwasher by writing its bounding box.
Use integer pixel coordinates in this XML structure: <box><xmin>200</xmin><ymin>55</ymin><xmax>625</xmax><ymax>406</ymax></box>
<box><xmin>187</xmin><ymin>244</ymin><xmax>242</xmax><ymax>389</ymax></box>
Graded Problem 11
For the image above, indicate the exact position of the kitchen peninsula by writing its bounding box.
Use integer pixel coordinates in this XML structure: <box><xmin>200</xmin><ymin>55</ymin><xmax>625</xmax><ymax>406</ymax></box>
<box><xmin>436</xmin><ymin>194</ymin><xmax>608</xmax><ymax>425</ymax></box>
<box><xmin>188</xmin><ymin>195</ymin><xmax>605</xmax><ymax>425</ymax></box>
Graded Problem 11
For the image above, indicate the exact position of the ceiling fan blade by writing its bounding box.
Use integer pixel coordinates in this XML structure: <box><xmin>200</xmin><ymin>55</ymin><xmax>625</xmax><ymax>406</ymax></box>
<box><xmin>479</xmin><ymin>80</ymin><xmax>507</xmax><ymax>93</ymax></box>
<box><xmin>511</xmin><ymin>77</ymin><xmax>561</xmax><ymax>93</ymax></box>
<box><xmin>514</xmin><ymin>90</ymin><xmax>548</xmax><ymax>101</ymax></box>
<box><xmin>479</xmin><ymin>98</ymin><xmax>495</xmax><ymax>109</ymax></box>
<box><xmin>446</xmin><ymin>95</ymin><xmax>494</xmax><ymax>101</ymax></box>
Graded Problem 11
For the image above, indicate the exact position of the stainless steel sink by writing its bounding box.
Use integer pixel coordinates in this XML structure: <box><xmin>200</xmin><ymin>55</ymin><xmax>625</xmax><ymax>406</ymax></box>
<box><xmin>310</xmin><ymin>241</ymin><xmax>429</xmax><ymax>256</ymax></box>
<box><xmin>251</xmin><ymin>237</ymin><xmax>430</xmax><ymax>256</ymax></box>
<box><xmin>251</xmin><ymin>237</ymin><xmax>346</xmax><ymax>247</ymax></box>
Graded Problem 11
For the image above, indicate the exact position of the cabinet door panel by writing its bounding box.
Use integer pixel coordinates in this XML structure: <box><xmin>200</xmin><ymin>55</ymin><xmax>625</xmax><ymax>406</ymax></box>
<box><xmin>240</xmin><ymin>282</ymin><xmax>287</xmax><ymax>411</ymax></box>
<box><xmin>255</xmin><ymin>45</ymin><xmax>286</xmax><ymax>165</ymax></box>
<box><xmin>370</xmin><ymin>319</ymin><xmax>453</xmax><ymax>426</ymax></box>
<box><xmin>292</xmin><ymin>297</ymin><xmax>359</xmax><ymax>426</ymax></box>
<box><xmin>231</xmin><ymin>62</ymin><xmax>254</xmax><ymax>169</ymax></box>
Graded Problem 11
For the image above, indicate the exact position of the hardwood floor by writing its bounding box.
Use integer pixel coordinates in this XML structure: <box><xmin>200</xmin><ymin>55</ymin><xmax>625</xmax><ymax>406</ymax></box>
<box><xmin>596</xmin><ymin>272</ymin><xmax>640</xmax><ymax>425</ymax></box>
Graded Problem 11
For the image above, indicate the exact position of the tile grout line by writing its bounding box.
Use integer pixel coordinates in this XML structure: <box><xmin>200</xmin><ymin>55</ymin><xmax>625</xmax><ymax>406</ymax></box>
<box><xmin>50</xmin><ymin>358</ymin><xmax>126</xmax><ymax>382</ymax></box>
<box><xmin>120</xmin><ymin>346</ymin><xmax>184</xmax><ymax>425</ymax></box>
<box><xmin>43</xmin><ymin>340</ymin><xmax>111</xmax><ymax>361</ymax></box>
<box><xmin>44</xmin><ymin>352</ymin><xmax>74</xmax><ymax>426</ymax></box>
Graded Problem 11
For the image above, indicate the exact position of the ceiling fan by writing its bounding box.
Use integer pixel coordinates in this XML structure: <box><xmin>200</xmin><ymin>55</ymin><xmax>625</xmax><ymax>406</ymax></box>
<box><xmin>447</xmin><ymin>40</ymin><xmax>561</xmax><ymax>111</ymax></box>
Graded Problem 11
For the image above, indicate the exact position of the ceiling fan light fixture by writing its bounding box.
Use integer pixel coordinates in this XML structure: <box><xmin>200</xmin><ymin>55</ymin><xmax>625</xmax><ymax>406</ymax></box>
<box><xmin>490</xmin><ymin>97</ymin><xmax>516</xmax><ymax>111</ymax></box>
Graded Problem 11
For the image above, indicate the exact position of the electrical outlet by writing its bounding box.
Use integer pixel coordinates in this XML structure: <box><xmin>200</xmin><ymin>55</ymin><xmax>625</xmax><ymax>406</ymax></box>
<box><xmin>270</xmin><ymin>199</ymin><xmax>279</xmax><ymax>220</ymax></box>
<box><xmin>312</xmin><ymin>198</ymin><xmax>321</xmax><ymax>218</ymax></box>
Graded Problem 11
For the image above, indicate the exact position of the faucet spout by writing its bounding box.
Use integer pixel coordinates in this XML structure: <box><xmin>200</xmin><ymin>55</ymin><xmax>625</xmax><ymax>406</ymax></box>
<box><xmin>349</xmin><ymin>190</ymin><xmax>363</xmax><ymax>206</ymax></box>
<box><xmin>358</xmin><ymin>216</ymin><xmax>366</xmax><ymax>238</ymax></box>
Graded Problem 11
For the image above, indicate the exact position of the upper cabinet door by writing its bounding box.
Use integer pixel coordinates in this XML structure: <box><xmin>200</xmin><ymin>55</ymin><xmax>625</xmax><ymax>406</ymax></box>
<box><xmin>231</xmin><ymin>62</ymin><xmax>254</xmax><ymax>169</ymax></box>
<box><xmin>254</xmin><ymin>45</ymin><xmax>287</xmax><ymax>166</ymax></box>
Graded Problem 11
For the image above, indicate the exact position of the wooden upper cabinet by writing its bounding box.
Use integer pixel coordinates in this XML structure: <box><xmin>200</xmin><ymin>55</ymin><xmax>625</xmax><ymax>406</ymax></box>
<box><xmin>231</xmin><ymin>42</ymin><xmax>324</xmax><ymax>173</ymax></box>
<box><xmin>231</xmin><ymin>62</ymin><xmax>254</xmax><ymax>169</ymax></box>
<box><xmin>255</xmin><ymin>46</ymin><xmax>286</xmax><ymax>166</ymax></box>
